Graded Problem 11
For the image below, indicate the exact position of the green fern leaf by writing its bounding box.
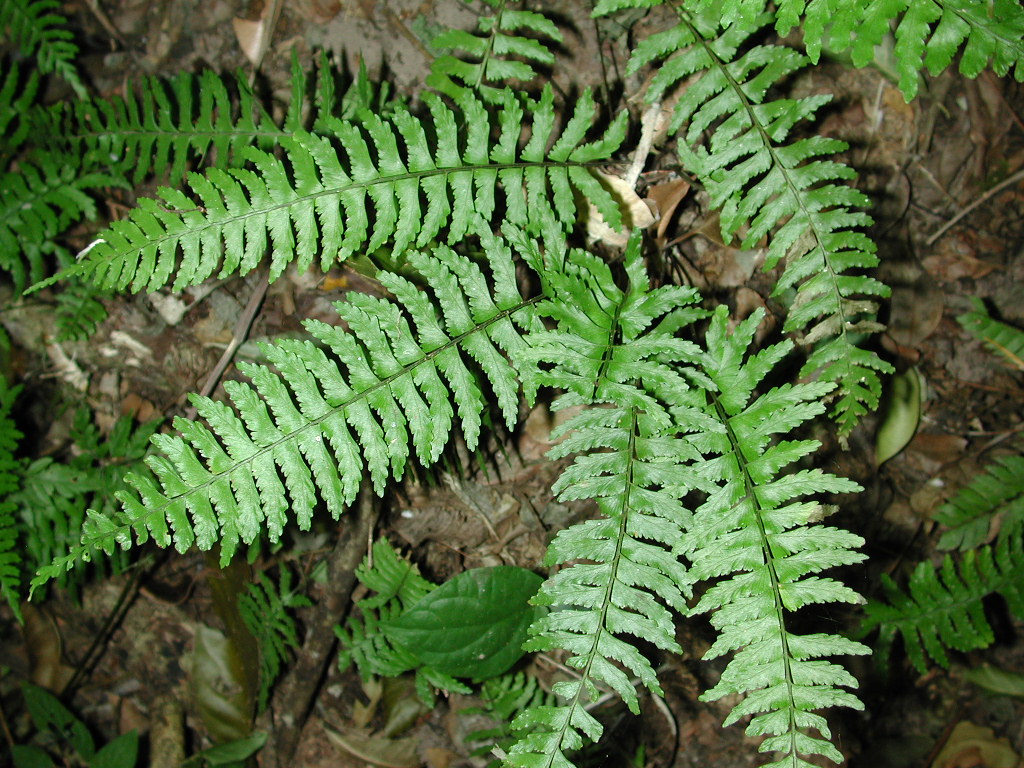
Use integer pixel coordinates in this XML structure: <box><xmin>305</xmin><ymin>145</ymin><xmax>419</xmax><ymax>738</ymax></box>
<box><xmin>0</xmin><ymin>0</ymin><xmax>85</xmax><ymax>97</ymax></box>
<box><xmin>0</xmin><ymin>152</ymin><xmax>126</xmax><ymax>290</ymax></box>
<box><xmin>621</xmin><ymin>5</ymin><xmax>892</xmax><ymax>435</ymax></box>
<box><xmin>53</xmin><ymin>275</ymin><xmax>109</xmax><ymax>341</ymax></box>
<box><xmin>861</xmin><ymin>535</ymin><xmax>1024</xmax><ymax>672</ymax></box>
<box><xmin>0</xmin><ymin>376</ymin><xmax>23</xmax><ymax>618</ymax></box>
<box><xmin>33</xmin><ymin>229</ymin><xmax>542</xmax><ymax>583</ymax></box>
<box><xmin>683</xmin><ymin>306</ymin><xmax>868</xmax><ymax>768</ymax></box>
<box><xmin>40</xmin><ymin>69</ymin><xmax>283</xmax><ymax>185</ymax></box>
<box><xmin>507</xmin><ymin>233</ymin><xmax>706</xmax><ymax>768</ymax></box>
<box><xmin>57</xmin><ymin>86</ymin><xmax>626</xmax><ymax>293</ymax></box>
<box><xmin>957</xmin><ymin>297</ymin><xmax>1024</xmax><ymax>371</ymax></box>
<box><xmin>0</xmin><ymin>62</ymin><xmax>39</xmax><ymax>154</ymax></box>
<box><xmin>427</xmin><ymin>0</ymin><xmax>563</xmax><ymax>100</ymax></box>
<box><xmin>837</xmin><ymin>0</ymin><xmax>1024</xmax><ymax>99</ymax></box>
<box><xmin>239</xmin><ymin>568</ymin><xmax>312</xmax><ymax>712</ymax></box>
<box><xmin>935</xmin><ymin>454</ymin><xmax>1024</xmax><ymax>551</ymax></box>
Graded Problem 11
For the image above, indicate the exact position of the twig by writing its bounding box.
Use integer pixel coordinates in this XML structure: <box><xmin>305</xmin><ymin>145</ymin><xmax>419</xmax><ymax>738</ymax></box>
<box><xmin>262</xmin><ymin>480</ymin><xmax>380</xmax><ymax>768</ymax></box>
<box><xmin>61</xmin><ymin>563</ymin><xmax>147</xmax><ymax>698</ymax></box>
<box><xmin>185</xmin><ymin>274</ymin><xmax>269</xmax><ymax>421</ymax></box>
<box><xmin>925</xmin><ymin>166</ymin><xmax>1024</xmax><ymax>245</ymax></box>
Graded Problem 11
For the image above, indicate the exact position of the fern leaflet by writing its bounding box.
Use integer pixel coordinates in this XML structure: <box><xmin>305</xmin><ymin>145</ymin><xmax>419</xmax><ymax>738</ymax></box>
<box><xmin>0</xmin><ymin>0</ymin><xmax>85</xmax><ymax>97</ymax></box>
<box><xmin>239</xmin><ymin>568</ymin><xmax>312</xmax><ymax>711</ymax></box>
<box><xmin>1</xmin><ymin>62</ymin><xmax>38</xmax><ymax>155</ymax></box>
<box><xmin>0</xmin><ymin>376</ymin><xmax>22</xmax><ymax>618</ymax></box>
<box><xmin>53</xmin><ymin>86</ymin><xmax>627</xmax><ymax>293</ymax></box>
<box><xmin>934</xmin><ymin>454</ymin><xmax>1024</xmax><ymax>551</ymax></box>
<box><xmin>683</xmin><ymin>306</ymin><xmax>868</xmax><ymax>768</ymax></box>
<box><xmin>860</xmin><ymin>534</ymin><xmax>1024</xmax><ymax>672</ymax></box>
<box><xmin>33</xmin><ymin>228</ymin><xmax>543</xmax><ymax>585</ymax></box>
<box><xmin>507</xmin><ymin>233</ymin><xmax>706</xmax><ymax>768</ymax></box>
<box><xmin>427</xmin><ymin>0</ymin><xmax>563</xmax><ymax>101</ymax></box>
<box><xmin>617</xmin><ymin>4</ymin><xmax>892</xmax><ymax>435</ymax></box>
<box><xmin>957</xmin><ymin>297</ymin><xmax>1024</xmax><ymax>371</ymax></box>
<box><xmin>0</xmin><ymin>151</ymin><xmax>125</xmax><ymax>290</ymax></box>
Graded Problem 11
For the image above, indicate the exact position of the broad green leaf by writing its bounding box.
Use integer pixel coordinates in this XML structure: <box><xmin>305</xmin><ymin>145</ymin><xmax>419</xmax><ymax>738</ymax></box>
<box><xmin>89</xmin><ymin>730</ymin><xmax>139</xmax><ymax>768</ymax></box>
<box><xmin>384</xmin><ymin>566</ymin><xmax>543</xmax><ymax>680</ymax></box>
<box><xmin>180</xmin><ymin>732</ymin><xmax>268</xmax><ymax>767</ymax></box>
<box><xmin>21</xmin><ymin>683</ymin><xmax>94</xmax><ymax>759</ymax></box>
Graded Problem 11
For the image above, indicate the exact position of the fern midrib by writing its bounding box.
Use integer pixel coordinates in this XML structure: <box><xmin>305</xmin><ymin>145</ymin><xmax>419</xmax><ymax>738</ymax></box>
<box><xmin>711</xmin><ymin>392</ymin><xmax>800</xmax><ymax>758</ymax></box>
<box><xmin>542</xmin><ymin>405</ymin><xmax>641</xmax><ymax>768</ymax></box>
<box><xmin>127</xmin><ymin>296</ymin><xmax>542</xmax><ymax>526</ymax></box>
<box><xmin>681</xmin><ymin>9</ymin><xmax>854</xmax><ymax>348</ymax></box>
<box><xmin>473</xmin><ymin>0</ymin><xmax>507</xmax><ymax>90</ymax></box>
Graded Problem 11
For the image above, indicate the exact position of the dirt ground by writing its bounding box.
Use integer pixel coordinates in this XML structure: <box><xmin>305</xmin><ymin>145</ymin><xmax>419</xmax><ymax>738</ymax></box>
<box><xmin>2</xmin><ymin>1</ymin><xmax>1024</xmax><ymax>767</ymax></box>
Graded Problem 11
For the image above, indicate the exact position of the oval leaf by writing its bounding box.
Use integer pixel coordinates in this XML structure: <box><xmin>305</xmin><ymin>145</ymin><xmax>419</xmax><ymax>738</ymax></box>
<box><xmin>383</xmin><ymin>566</ymin><xmax>543</xmax><ymax>680</ymax></box>
<box><xmin>875</xmin><ymin>366</ymin><xmax>922</xmax><ymax>466</ymax></box>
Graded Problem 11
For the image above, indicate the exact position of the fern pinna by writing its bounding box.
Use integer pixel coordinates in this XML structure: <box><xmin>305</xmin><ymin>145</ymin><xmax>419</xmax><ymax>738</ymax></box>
<box><xmin>54</xmin><ymin>85</ymin><xmax>626</xmax><ymax>293</ymax></box>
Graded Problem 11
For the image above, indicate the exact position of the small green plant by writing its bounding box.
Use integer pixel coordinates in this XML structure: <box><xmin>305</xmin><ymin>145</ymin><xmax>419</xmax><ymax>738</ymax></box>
<box><xmin>12</xmin><ymin>683</ymin><xmax>139</xmax><ymax>768</ymax></box>
<box><xmin>239</xmin><ymin>567</ymin><xmax>312</xmax><ymax>712</ymax></box>
<box><xmin>861</xmin><ymin>302</ymin><xmax>1024</xmax><ymax>673</ymax></box>
<box><xmin>337</xmin><ymin>538</ymin><xmax>542</xmax><ymax>703</ymax></box>
<box><xmin>3</xmin><ymin>0</ymin><xmax>1024</xmax><ymax>766</ymax></box>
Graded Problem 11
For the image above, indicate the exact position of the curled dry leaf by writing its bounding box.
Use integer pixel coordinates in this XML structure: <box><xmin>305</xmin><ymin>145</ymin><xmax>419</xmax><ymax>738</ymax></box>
<box><xmin>585</xmin><ymin>171</ymin><xmax>656</xmax><ymax>247</ymax></box>
<box><xmin>931</xmin><ymin>722</ymin><xmax>1021</xmax><ymax>768</ymax></box>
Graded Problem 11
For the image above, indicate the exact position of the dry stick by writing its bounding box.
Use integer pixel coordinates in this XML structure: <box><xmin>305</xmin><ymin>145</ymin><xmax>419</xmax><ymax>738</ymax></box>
<box><xmin>185</xmin><ymin>274</ymin><xmax>270</xmax><ymax>421</ymax></box>
<box><xmin>264</xmin><ymin>481</ymin><xmax>379</xmax><ymax>768</ymax></box>
<box><xmin>925</xmin><ymin>166</ymin><xmax>1024</xmax><ymax>245</ymax></box>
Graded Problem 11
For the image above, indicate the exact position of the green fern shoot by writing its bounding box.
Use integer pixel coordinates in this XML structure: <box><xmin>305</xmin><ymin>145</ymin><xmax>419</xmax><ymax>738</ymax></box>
<box><xmin>32</xmin><ymin>225</ymin><xmax>545</xmax><ymax>584</ymax></box>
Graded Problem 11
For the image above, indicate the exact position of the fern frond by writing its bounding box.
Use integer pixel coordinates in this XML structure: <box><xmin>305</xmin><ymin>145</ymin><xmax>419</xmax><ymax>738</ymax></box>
<box><xmin>831</xmin><ymin>0</ymin><xmax>1024</xmax><ymax>100</ymax></box>
<box><xmin>621</xmin><ymin>5</ymin><xmax>892</xmax><ymax>435</ymax></box>
<box><xmin>239</xmin><ymin>568</ymin><xmax>312</xmax><ymax>711</ymax></box>
<box><xmin>619</xmin><ymin>0</ymin><xmax>1024</xmax><ymax>100</ymax></box>
<box><xmin>33</xmin><ymin>229</ymin><xmax>543</xmax><ymax>585</ymax></box>
<box><xmin>427</xmin><ymin>0</ymin><xmax>563</xmax><ymax>101</ymax></box>
<box><xmin>14</xmin><ymin>410</ymin><xmax>158</xmax><ymax>597</ymax></box>
<box><xmin>507</xmin><ymin>233</ymin><xmax>706</xmax><ymax>768</ymax></box>
<box><xmin>38</xmin><ymin>69</ymin><xmax>285</xmax><ymax>185</ymax></box>
<box><xmin>57</xmin><ymin>85</ymin><xmax>627</xmax><ymax>293</ymax></box>
<box><xmin>0</xmin><ymin>62</ymin><xmax>39</xmax><ymax>155</ymax></box>
<box><xmin>0</xmin><ymin>152</ymin><xmax>125</xmax><ymax>290</ymax></box>
<box><xmin>860</xmin><ymin>534</ymin><xmax>1024</xmax><ymax>672</ymax></box>
<box><xmin>957</xmin><ymin>297</ymin><xmax>1024</xmax><ymax>371</ymax></box>
<box><xmin>683</xmin><ymin>306</ymin><xmax>868</xmax><ymax>768</ymax></box>
<box><xmin>54</xmin><ymin>275</ymin><xmax>109</xmax><ymax>341</ymax></box>
<box><xmin>0</xmin><ymin>376</ymin><xmax>23</xmax><ymax>618</ymax></box>
<box><xmin>934</xmin><ymin>454</ymin><xmax>1024</xmax><ymax>551</ymax></box>
<box><xmin>0</xmin><ymin>0</ymin><xmax>85</xmax><ymax>97</ymax></box>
